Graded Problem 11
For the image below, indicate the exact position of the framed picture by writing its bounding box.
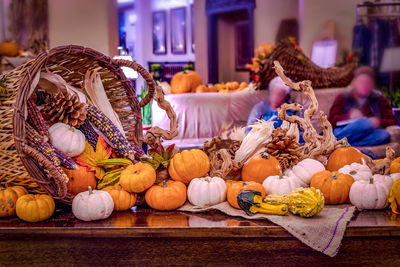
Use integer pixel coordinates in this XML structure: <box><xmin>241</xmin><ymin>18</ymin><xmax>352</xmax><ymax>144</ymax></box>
<box><xmin>235</xmin><ymin>20</ymin><xmax>251</xmax><ymax>70</ymax></box>
<box><xmin>191</xmin><ymin>4</ymin><xmax>194</xmax><ymax>52</ymax></box>
<box><xmin>152</xmin><ymin>11</ymin><xmax>167</xmax><ymax>55</ymax></box>
<box><xmin>170</xmin><ymin>7</ymin><xmax>186</xmax><ymax>54</ymax></box>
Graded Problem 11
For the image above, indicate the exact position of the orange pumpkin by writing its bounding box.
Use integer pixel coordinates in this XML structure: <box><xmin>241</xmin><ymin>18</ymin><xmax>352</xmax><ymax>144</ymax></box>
<box><xmin>390</xmin><ymin>157</ymin><xmax>400</xmax><ymax>174</ymax></box>
<box><xmin>242</xmin><ymin>152</ymin><xmax>282</xmax><ymax>183</ymax></box>
<box><xmin>195</xmin><ymin>84</ymin><xmax>217</xmax><ymax>93</ymax></box>
<box><xmin>146</xmin><ymin>213</ymin><xmax>189</xmax><ymax>227</ymax></box>
<box><xmin>103</xmin><ymin>185</ymin><xmax>137</xmax><ymax>211</ymax></box>
<box><xmin>227</xmin><ymin>181</ymin><xmax>266</xmax><ymax>209</ymax></box>
<box><xmin>0</xmin><ymin>187</ymin><xmax>18</xmax><ymax>217</ymax></box>
<box><xmin>310</xmin><ymin>170</ymin><xmax>354</xmax><ymax>204</ymax></box>
<box><xmin>63</xmin><ymin>165</ymin><xmax>97</xmax><ymax>195</ymax></box>
<box><xmin>326</xmin><ymin>141</ymin><xmax>364</xmax><ymax>171</ymax></box>
<box><xmin>5</xmin><ymin>186</ymin><xmax>28</xmax><ymax>199</ymax></box>
<box><xmin>145</xmin><ymin>180</ymin><xmax>187</xmax><ymax>211</ymax></box>
<box><xmin>0</xmin><ymin>42</ymin><xmax>19</xmax><ymax>57</ymax></box>
<box><xmin>168</xmin><ymin>150</ymin><xmax>210</xmax><ymax>185</ymax></box>
<box><xmin>120</xmin><ymin>163</ymin><xmax>156</xmax><ymax>193</ymax></box>
<box><xmin>171</xmin><ymin>70</ymin><xmax>202</xmax><ymax>94</ymax></box>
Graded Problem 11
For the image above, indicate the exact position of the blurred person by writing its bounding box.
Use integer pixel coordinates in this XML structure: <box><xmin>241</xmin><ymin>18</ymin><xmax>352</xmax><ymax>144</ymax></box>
<box><xmin>328</xmin><ymin>66</ymin><xmax>396</xmax><ymax>146</ymax></box>
<box><xmin>247</xmin><ymin>76</ymin><xmax>293</xmax><ymax>129</ymax></box>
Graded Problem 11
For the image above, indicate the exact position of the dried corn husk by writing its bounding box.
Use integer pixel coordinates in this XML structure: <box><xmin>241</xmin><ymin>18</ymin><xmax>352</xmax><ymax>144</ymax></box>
<box><xmin>38</xmin><ymin>72</ymin><xmax>87</xmax><ymax>103</ymax></box>
<box><xmin>234</xmin><ymin>120</ymin><xmax>275</xmax><ymax>164</ymax></box>
<box><xmin>84</xmin><ymin>69</ymin><xmax>125</xmax><ymax>134</ymax></box>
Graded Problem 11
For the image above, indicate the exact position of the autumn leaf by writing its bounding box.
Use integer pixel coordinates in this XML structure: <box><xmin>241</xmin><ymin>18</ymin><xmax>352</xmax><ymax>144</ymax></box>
<box><xmin>75</xmin><ymin>136</ymin><xmax>112</xmax><ymax>179</ymax></box>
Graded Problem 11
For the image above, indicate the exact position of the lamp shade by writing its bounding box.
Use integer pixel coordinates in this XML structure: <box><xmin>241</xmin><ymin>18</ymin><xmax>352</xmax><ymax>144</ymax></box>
<box><xmin>380</xmin><ymin>47</ymin><xmax>400</xmax><ymax>72</ymax></box>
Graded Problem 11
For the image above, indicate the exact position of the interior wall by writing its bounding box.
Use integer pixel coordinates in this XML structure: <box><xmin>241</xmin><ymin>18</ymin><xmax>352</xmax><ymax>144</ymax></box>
<box><xmin>299</xmin><ymin>0</ymin><xmax>359</xmax><ymax>57</ymax></box>
<box><xmin>48</xmin><ymin>0</ymin><xmax>118</xmax><ymax>56</ymax></box>
<box><xmin>194</xmin><ymin>0</ymin><xmax>208</xmax><ymax>83</ymax></box>
<box><xmin>254</xmin><ymin>0</ymin><xmax>299</xmax><ymax>46</ymax></box>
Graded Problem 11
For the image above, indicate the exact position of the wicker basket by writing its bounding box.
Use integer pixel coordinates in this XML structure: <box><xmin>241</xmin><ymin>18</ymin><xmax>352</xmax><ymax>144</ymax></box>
<box><xmin>9</xmin><ymin>45</ymin><xmax>156</xmax><ymax>204</ymax></box>
<box><xmin>255</xmin><ymin>41</ymin><xmax>358</xmax><ymax>89</ymax></box>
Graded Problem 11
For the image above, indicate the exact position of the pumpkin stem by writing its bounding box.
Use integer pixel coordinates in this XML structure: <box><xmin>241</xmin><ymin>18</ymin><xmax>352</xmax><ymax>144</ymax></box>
<box><xmin>243</xmin><ymin>182</ymin><xmax>247</xmax><ymax>187</ymax></box>
<box><xmin>88</xmin><ymin>186</ymin><xmax>93</xmax><ymax>195</ymax></box>
<box><xmin>349</xmin><ymin>170</ymin><xmax>357</xmax><ymax>175</ymax></box>
<box><xmin>261</xmin><ymin>152</ymin><xmax>270</xmax><ymax>159</ymax></box>
<box><xmin>369</xmin><ymin>177</ymin><xmax>374</xmax><ymax>184</ymax></box>
<box><xmin>331</xmin><ymin>173</ymin><xmax>337</xmax><ymax>180</ymax></box>
<box><xmin>162</xmin><ymin>180</ymin><xmax>168</xmax><ymax>188</ymax></box>
<box><xmin>341</xmin><ymin>140</ymin><xmax>350</xmax><ymax>148</ymax></box>
<box><xmin>279</xmin><ymin>171</ymin><xmax>283</xmax><ymax>179</ymax></box>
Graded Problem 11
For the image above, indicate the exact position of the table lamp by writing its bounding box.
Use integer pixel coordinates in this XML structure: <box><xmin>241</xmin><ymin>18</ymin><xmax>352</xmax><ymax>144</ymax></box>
<box><xmin>380</xmin><ymin>47</ymin><xmax>400</xmax><ymax>105</ymax></box>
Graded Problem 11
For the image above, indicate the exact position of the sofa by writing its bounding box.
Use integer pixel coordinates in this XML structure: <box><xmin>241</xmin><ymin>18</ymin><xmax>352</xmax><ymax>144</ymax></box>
<box><xmin>152</xmin><ymin>88</ymin><xmax>400</xmax><ymax>158</ymax></box>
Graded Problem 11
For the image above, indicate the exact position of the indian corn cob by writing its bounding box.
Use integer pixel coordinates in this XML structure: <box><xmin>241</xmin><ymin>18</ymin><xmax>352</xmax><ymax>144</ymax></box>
<box><xmin>86</xmin><ymin>105</ymin><xmax>144</xmax><ymax>160</ymax></box>
<box><xmin>27</xmin><ymin>99</ymin><xmax>49</xmax><ymax>137</ymax></box>
<box><xmin>79</xmin><ymin>119</ymin><xmax>99</xmax><ymax>149</ymax></box>
<box><xmin>26</xmin><ymin>124</ymin><xmax>77</xmax><ymax>170</ymax></box>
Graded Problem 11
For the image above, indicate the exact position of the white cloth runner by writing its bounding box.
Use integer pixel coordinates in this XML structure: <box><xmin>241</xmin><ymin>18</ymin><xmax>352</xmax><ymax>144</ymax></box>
<box><xmin>178</xmin><ymin>201</ymin><xmax>355</xmax><ymax>257</ymax></box>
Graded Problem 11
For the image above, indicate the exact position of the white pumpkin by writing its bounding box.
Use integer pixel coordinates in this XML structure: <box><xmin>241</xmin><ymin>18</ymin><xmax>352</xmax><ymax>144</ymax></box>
<box><xmin>338</xmin><ymin>162</ymin><xmax>372</xmax><ymax>181</ymax></box>
<box><xmin>349</xmin><ymin>175</ymin><xmax>392</xmax><ymax>210</ymax></box>
<box><xmin>187</xmin><ymin>176</ymin><xmax>227</xmax><ymax>207</ymax></box>
<box><xmin>49</xmin><ymin>122</ymin><xmax>86</xmax><ymax>157</ymax></box>
<box><xmin>262</xmin><ymin>172</ymin><xmax>301</xmax><ymax>196</ymax></box>
<box><xmin>285</xmin><ymin>159</ymin><xmax>325</xmax><ymax>187</ymax></box>
<box><xmin>72</xmin><ymin>186</ymin><xmax>114</xmax><ymax>221</ymax></box>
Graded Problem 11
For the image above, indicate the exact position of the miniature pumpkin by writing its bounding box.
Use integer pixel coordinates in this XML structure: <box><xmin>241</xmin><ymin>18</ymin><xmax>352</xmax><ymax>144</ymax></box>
<box><xmin>338</xmin><ymin>162</ymin><xmax>372</xmax><ymax>181</ymax></box>
<box><xmin>326</xmin><ymin>141</ymin><xmax>364</xmax><ymax>171</ymax></box>
<box><xmin>103</xmin><ymin>185</ymin><xmax>137</xmax><ymax>211</ymax></box>
<box><xmin>264</xmin><ymin>187</ymin><xmax>325</xmax><ymax>217</ymax></box>
<box><xmin>6</xmin><ymin>186</ymin><xmax>28</xmax><ymax>199</ymax></box>
<box><xmin>390</xmin><ymin>157</ymin><xmax>400</xmax><ymax>174</ymax></box>
<box><xmin>195</xmin><ymin>84</ymin><xmax>217</xmax><ymax>93</ymax></box>
<box><xmin>63</xmin><ymin>165</ymin><xmax>97</xmax><ymax>195</ymax></box>
<box><xmin>242</xmin><ymin>152</ymin><xmax>282</xmax><ymax>184</ymax></box>
<box><xmin>120</xmin><ymin>163</ymin><xmax>156</xmax><ymax>193</ymax></box>
<box><xmin>145</xmin><ymin>180</ymin><xmax>187</xmax><ymax>211</ymax></box>
<box><xmin>227</xmin><ymin>181</ymin><xmax>266</xmax><ymax>209</ymax></box>
<box><xmin>0</xmin><ymin>42</ymin><xmax>19</xmax><ymax>56</ymax></box>
<box><xmin>146</xmin><ymin>213</ymin><xmax>189</xmax><ymax>227</ymax></box>
<box><xmin>350</xmin><ymin>176</ymin><xmax>392</xmax><ymax>210</ymax></box>
<box><xmin>389</xmin><ymin>178</ymin><xmax>400</xmax><ymax>214</ymax></box>
<box><xmin>72</xmin><ymin>186</ymin><xmax>114</xmax><ymax>221</ymax></box>
<box><xmin>285</xmin><ymin>158</ymin><xmax>325</xmax><ymax>187</ymax></box>
<box><xmin>262</xmin><ymin>172</ymin><xmax>301</xmax><ymax>196</ymax></box>
<box><xmin>16</xmin><ymin>194</ymin><xmax>55</xmax><ymax>222</ymax></box>
<box><xmin>168</xmin><ymin>150</ymin><xmax>210</xmax><ymax>185</ymax></box>
<box><xmin>110</xmin><ymin>211</ymin><xmax>137</xmax><ymax>227</ymax></box>
<box><xmin>187</xmin><ymin>176</ymin><xmax>227</xmax><ymax>207</ymax></box>
<box><xmin>0</xmin><ymin>187</ymin><xmax>18</xmax><ymax>217</ymax></box>
<box><xmin>171</xmin><ymin>70</ymin><xmax>202</xmax><ymax>94</ymax></box>
<box><xmin>49</xmin><ymin>122</ymin><xmax>86</xmax><ymax>157</ymax></box>
<box><xmin>310</xmin><ymin>171</ymin><xmax>354</xmax><ymax>204</ymax></box>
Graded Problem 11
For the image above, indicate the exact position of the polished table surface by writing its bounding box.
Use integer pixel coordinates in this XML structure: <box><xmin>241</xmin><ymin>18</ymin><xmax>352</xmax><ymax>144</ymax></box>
<box><xmin>1</xmin><ymin>206</ymin><xmax>400</xmax><ymax>266</ymax></box>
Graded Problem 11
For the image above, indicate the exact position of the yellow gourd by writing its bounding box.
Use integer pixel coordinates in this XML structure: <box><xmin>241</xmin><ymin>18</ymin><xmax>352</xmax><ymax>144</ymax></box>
<box><xmin>264</xmin><ymin>187</ymin><xmax>325</xmax><ymax>217</ymax></box>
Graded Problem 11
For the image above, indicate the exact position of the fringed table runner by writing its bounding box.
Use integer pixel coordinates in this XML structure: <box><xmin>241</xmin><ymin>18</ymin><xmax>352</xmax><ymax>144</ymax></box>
<box><xmin>178</xmin><ymin>202</ymin><xmax>355</xmax><ymax>257</ymax></box>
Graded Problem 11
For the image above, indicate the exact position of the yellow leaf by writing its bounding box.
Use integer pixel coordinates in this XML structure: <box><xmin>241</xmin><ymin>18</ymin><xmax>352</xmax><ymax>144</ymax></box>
<box><xmin>75</xmin><ymin>136</ymin><xmax>112</xmax><ymax>179</ymax></box>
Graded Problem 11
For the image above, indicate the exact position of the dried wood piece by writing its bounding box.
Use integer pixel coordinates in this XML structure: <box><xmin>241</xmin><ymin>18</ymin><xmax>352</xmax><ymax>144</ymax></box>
<box><xmin>143</xmin><ymin>85</ymin><xmax>178</xmax><ymax>150</ymax></box>
<box><xmin>273</xmin><ymin>61</ymin><xmax>347</xmax><ymax>163</ymax></box>
<box><xmin>372</xmin><ymin>147</ymin><xmax>395</xmax><ymax>175</ymax></box>
<box><xmin>209</xmin><ymin>149</ymin><xmax>242</xmax><ymax>180</ymax></box>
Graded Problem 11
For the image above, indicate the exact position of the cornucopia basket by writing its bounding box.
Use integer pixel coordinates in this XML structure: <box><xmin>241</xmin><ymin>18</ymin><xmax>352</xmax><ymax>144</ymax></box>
<box><xmin>9</xmin><ymin>45</ymin><xmax>158</xmax><ymax>204</ymax></box>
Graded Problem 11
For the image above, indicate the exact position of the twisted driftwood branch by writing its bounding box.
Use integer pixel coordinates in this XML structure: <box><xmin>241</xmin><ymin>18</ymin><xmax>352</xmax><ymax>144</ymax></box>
<box><xmin>143</xmin><ymin>85</ymin><xmax>178</xmax><ymax>150</ymax></box>
<box><xmin>372</xmin><ymin>147</ymin><xmax>395</xmax><ymax>175</ymax></box>
<box><xmin>274</xmin><ymin>61</ymin><xmax>346</xmax><ymax>163</ymax></box>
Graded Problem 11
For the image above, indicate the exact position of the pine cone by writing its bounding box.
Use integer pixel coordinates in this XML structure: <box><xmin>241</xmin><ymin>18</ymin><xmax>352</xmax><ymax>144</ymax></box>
<box><xmin>265</xmin><ymin>128</ymin><xmax>301</xmax><ymax>170</ymax></box>
<box><xmin>43</xmin><ymin>92</ymin><xmax>87</xmax><ymax>127</ymax></box>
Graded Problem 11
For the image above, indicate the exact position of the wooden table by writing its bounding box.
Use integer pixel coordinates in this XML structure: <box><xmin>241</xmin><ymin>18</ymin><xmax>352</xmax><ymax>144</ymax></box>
<box><xmin>1</xmin><ymin>206</ymin><xmax>399</xmax><ymax>266</ymax></box>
